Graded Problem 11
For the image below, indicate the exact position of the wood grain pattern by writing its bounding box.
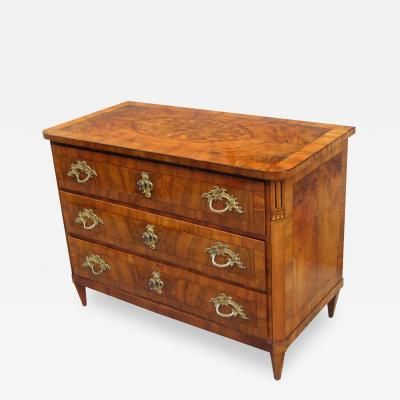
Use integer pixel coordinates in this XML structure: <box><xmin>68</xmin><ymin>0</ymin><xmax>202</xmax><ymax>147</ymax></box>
<box><xmin>271</xmin><ymin>346</ymin><xmax>286</xmax><ymax>380</ymax></box>
<box><xmin>60</xmin><ymin>191</ymin><xmax>266</xmax><ymax>291</ymax></box>
<box><xmin>52</xmin><ymin>144</ymin><xmax>266</xmax><ymax>237</ymax></box>
<box><xmin>284</xmin><ymin>281</ymin><xmax>343</xmax><ymax>349</ymax></box>
<box><xmin>68</xmin><ymin>236</ymin><xmax>269</xmax><ymax>339</ymax></box>
<box><xmin>74</xmin><ymin>282</ymin><xmax>87</xmax><ymax>306</ymax></box>
<box><xmin>328</xmin><ymin>292</ymin><xmax>339</xmax><ymax>318</ymax></box>
<box><xmin>290</xmin><ymin>153</ymin><xmax>344</xmax><ymax>330</ymax></box>
<box><xmin>268</xmin><ymin>142</ymin><xmax>348</xmax><ymax>356</ymax></box>
<box><xmin>44</xmin><ymin>101</ymin><xmax>355</xmax><ymax>380</ymax></box>
<box><xmin>43</xmin><ymin>101</ymin><xmax>355</xmax><ymax>180</ymax></box>
<box><xmin>73</xmin><ymin>274</ymin><xmax>272</xmax><ymax>351</ymax></box>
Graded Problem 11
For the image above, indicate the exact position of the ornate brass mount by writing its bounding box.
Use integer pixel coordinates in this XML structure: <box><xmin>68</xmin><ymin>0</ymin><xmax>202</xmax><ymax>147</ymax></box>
<box><xmin>83</xmin><ymin>254</ymin><xmax>110</xmax><ymax>276</ymax></box>
<box><xmin>75</xmin><ymin>209</ymin><xmax>103</xmax><ymax>230</ymax></box>
<box><xmin>201</xmin><ymin>186</ymin><xmax>244</xmax><ymax>214</ymax></box>
<box><xmin>67</xmin><ymin>160</ymin><xmax>97</xmax><ymax>183</ymax></box>
<box><xmin>137</xmin><ymin>172</ymin><xmax>154</xmax><ymax>198</ymax></box>
<box><xmin>206</xmin><ymin>242</ymin><xmax>245</xmax><ymax>269</ymax></box>
<box><xmin>210</xmin><ymin>293</ymin><xmax>249</xmax><ymax>319</ymax></box>
<box><xmin>148</xmin><ymin>271</ymin><xmax>165</xmax><ymax>294</ymax></box>
<box><xmin>142</xmin><ymin>224</ymin><xmax>158</xmax><ymax>249</ymax></box>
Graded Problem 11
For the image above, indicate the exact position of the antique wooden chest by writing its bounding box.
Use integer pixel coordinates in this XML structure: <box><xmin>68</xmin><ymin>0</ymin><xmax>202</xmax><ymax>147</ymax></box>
<box><xmin>43</xmin><ymin>101</ymin><xmax>354</xmax><ymax>379</ymax></box>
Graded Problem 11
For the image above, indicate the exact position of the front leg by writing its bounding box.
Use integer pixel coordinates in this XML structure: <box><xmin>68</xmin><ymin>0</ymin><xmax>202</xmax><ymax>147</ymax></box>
<box><xmin>74</xmin><ymin>282</ymin><xmax>87</xmax><ymax>306</ymax></box>
<box><xmin>270</xmin><ymin>345</ymin><xmax>286</xmax><ymax>380</ymax></box>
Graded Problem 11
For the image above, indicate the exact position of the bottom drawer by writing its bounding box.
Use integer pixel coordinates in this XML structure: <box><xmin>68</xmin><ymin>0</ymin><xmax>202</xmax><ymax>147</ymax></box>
<box><xmin>68</xmin><ymin>236</ymin><xmax>268</xmax><ymax>339</ymax></box>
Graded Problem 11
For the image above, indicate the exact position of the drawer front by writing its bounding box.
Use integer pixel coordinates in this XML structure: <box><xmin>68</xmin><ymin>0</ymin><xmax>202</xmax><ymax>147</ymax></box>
<box><xmin>68</xmin><ymin>237</ymin><xmax>268</xmax><ymax>339</ymax></box>
<box><xmin>52</xmin><ymin>144</ymin><xmax>265</xmax><ymax>237</ymax></box>
<box><xmin>61</xmin><ymin>191</ymin><xmax>266</xmax><ymax>291</ymax></box>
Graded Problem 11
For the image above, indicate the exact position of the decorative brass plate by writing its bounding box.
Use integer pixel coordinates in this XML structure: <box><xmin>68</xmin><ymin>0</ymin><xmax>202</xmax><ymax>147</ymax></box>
<box><xmin>206</xmin><ymin>242</ymin><xmax>245</xmax><ymax>269</ymax></box>
<box><xmin>148</xmin><ymin>271</ymin><xmax>165</xmax><ymax>294</ymax></box>
<box><xmin>201</xmin><ymin>186</ymin><xmax>244</xmax><ymax>214</ymax></box>
<box><xmin>83</xmin><ymin>254</ymin><xmax>110</xmax><ymax>276</ymax></box>
<box><xmin>210</xmin><ymin>293</ymin><xmax>249</xmax><ymax>319</ymax></box>
<box><xmin>142</xmin><ymin>224</ymin><xmax>158</xmax><ymax>249</ymax></box>
<box><xmin>137</xmin><ymin>171</ymin><xmax>153</xmax><ymax>198</ymax></box>
<box><xmin>67</xmin><ymin>160</ymin><xmax>97</xmax><ymax>183</ymax></box>
<box><xmin>75</xmin><ymin>209</ymin><xmax>103</xmax><ymax>230</ymax></box>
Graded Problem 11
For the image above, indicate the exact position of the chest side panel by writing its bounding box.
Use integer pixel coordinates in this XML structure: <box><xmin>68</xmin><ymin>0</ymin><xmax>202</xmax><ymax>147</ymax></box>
<box><xmin>288</xmin><ymin>147</ymin><xmax>347</xmax><ymax>334</ymax></box>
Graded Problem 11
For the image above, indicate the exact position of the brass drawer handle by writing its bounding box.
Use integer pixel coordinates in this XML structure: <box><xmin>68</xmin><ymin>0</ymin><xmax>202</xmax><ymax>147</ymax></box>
<box><xmin>148</xmin><ymin>271</ymin><xmax>164</xmax><ymax>294</ymax></box>
<box><xmin>137</xmin><ymin>172</ymin><xmax>153</xmax><ymax>198</ymax></box>
<box><xmin>75</xmin><ymin>209</ymin><xmax>103</xmax><ymax>230</ymax></box>
<box><xmin>210</xmin><ymin>293</ymin><xmax>249</xmax><ymax>319</ymax></box>
<box><xmin>83</xmin><ymin>254</ymin><xmax>110</xmax><ymax>276</ymax></box>
<box><xmin>68</xmin><ymin>160</ymin><xmax>97</xmax><ymax>183</ymax></box>
<box><xmin>206</xmin><ymin>242</ymin><xmax>246</xmax><ymax>269</ymax></box>
<box><xmin>142</xmin><ymin>224</ymin><xmax>158</xmax><ymax>249</ymax></box>
<box><xmin>201</xmin><ymin>186</ymin><xmax>244</xmax><ymax>214</ymax></box>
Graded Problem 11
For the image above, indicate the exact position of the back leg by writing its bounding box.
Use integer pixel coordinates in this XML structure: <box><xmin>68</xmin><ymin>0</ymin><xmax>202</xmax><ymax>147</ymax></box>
<box><xmin>327</xmin><ymin>292</ymin><xmax>339</xmax><ymax>318</ymax></box>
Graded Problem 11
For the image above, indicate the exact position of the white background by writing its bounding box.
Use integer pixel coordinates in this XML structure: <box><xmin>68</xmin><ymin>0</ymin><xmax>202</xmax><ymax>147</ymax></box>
<box><xmin>1</xmin><ymin>1</ymin><xmax>399</xmax><ymax>398</ymax></box>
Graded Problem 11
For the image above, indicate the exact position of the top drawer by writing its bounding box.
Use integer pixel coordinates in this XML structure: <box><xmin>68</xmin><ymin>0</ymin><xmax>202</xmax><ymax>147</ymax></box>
<box><xmin>51</xmin><ymin>145</ymin><xmax>265</xmax><ymax>237</ymax></box>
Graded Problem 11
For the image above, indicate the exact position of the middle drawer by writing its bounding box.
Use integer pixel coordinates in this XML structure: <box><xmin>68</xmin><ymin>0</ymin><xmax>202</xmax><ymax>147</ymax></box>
<box><xmin>60</xmin><ymin>191</ymin><xmax>266</xmax><ymax>291</ymax></box>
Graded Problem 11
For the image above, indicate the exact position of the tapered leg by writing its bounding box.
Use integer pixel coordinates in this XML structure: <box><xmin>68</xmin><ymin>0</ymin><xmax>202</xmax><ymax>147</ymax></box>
<box><xmin>327</xmin><ymin>292</ymin><xmax>339</xmax><ymax>318</ymax></box>
<box><xmin>74</xmin><ymin>282</ymin><xmax>87</xmax><ymax>306</ymax></box>
<box><xmin>270</xmin><ymin>347</ymin><xmax>286</xmax><ymax>380</ymax></box>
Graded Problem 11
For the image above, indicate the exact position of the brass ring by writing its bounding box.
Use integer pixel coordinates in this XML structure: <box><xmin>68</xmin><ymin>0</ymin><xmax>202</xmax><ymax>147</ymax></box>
<box><xmin>211</xmin><ymin>253</ymin><xmax>232</xmax><ymax>268</ymax></box>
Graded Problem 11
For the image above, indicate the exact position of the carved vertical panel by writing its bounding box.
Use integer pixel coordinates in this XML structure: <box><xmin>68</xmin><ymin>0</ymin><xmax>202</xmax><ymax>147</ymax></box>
<box><xmin>270</xmin><ymin>181</ymin><xmax>286</xmax><ymax>220</ymax></box>
<box><xmin>268</xmin><ymin>178</ymin><xmax>294</xmax><ymax>345</ymax></box>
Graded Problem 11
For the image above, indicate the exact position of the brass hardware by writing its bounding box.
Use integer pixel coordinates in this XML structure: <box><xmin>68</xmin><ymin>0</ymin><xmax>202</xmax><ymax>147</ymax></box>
<box><xmin>68</xmin><ymin>161</ymin><xmax>97</xmax><ymax>183</ymax></box>
<box><xmin>148</xmin><ymin>271</ymin><xmax>164</xmax><ymax>294</ymax></box>
<box><xmin>210</xmin><ymin>293</ymin><xmax>249</xmax><ymax>319</ymax></box>
<box><xmin>137</xmin><ymin>172</ymin><xmax>154</xmax><ymax>198</ymax></box>
<box><xmin>83</xmin><ymin>255</ymin><xmax>110</xmax><ymax>276</ymax></box>
<box><xmin>142</xmin><ymin>224</ymin><xmax>158</xmax><ymax>249</ymax></box>
<box><xmin>206</xmin><ymin>242</ymin><xmax>245</xmax><ymax>269</ymax></box>
<box><xmin>75</xmin><ymin>209</ymin><xmax>103</xmax><ymax>230</ymax></box>
<box><xmin>201</xmin><ymin>186</ymin><xmax>244</xmax><ymax>214</ymax></box>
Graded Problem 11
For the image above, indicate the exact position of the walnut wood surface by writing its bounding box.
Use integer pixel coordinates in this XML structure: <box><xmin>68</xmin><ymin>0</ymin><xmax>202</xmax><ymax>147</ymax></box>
<box><xmin>68</xmin><ymin>236</ymin><xmax>269</xmax><ymax>339</ymax></box>
<box><xmin>328</xmin><ymin>292</ymin><xmax>339</xmax><ymax>318</ymax></box>
<box><xmin>73</xmin><ymin>274</ymin><xmax>272</xmax><ymax>351</ymax></box>
<box><xmin>60</xmin><ymin>191</ymin><xmax>266</xmax><ymax>291</ymax></box>
<box><xmin>268</xmin><ymin>141</ymin><xmax>348</xmax><ymax>349</ymax></box>
<box><xmin>52</xmin><ymin>144</ymin><xmax>265</xmax><ymax>237</ymax></box>
<box><xmin>271</xmin><ymin>347</ymin><xmax>286</xmax><ymax>380</ymax></box>
<box><xmin>284</xmin><ymin>281</ymin><xmax>343</xmax><ymax>349</ymax></box>
<box><xmin>44</xmin><ymin>102</ymin><xmax>354</xmax><ymax>380</ymax></box>
<box><xmin>290</xmin><ymin>153</ymin><xmax>345</xmax><ymax>330</ymax></box>
<box><xmin>74</xmin><ymin>282</ymin><xmax>87</xmax><ymax>306</ymax></box>
<box><xmin>43</xmin><ymin>101</ymin><xmax>354</xmax><ymax>180</ymax></box>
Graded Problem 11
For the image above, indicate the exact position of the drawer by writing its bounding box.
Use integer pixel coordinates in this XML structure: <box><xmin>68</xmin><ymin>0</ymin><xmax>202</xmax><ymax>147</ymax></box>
<box><xmin>61</xmin><ymin>191</ymin><xmax>266</xmax><ymax>291</ymax></box>
<box><xmin>52</xmin><ymin>144</ymin><xmax>265</xmax><ymax>237</ymax></box>
<box><xmin>68</xmin><ymin>237</ymin><xmax>268</xmax><ymax>339</ymax></box>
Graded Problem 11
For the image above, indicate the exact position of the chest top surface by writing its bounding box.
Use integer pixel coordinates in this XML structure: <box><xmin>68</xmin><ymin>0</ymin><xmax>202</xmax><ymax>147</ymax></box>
<box><xmin>43</xmin><ymin>101</ymin><xmax>354</xmax><ymax>180</ymax></box>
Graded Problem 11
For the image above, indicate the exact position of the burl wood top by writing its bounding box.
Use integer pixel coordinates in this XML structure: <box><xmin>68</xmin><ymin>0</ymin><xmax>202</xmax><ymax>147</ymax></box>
<box><xmin>43</xmin><ymin>101</ymin><xmax>354</xmax><ymax>180</ymax></box>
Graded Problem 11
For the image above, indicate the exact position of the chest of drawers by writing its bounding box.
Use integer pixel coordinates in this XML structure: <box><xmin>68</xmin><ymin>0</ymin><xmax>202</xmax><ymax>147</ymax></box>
<box><xmin>43</xmin><ymin>101</ymin><xmax>354</xmax><ymax>379</ymax></box>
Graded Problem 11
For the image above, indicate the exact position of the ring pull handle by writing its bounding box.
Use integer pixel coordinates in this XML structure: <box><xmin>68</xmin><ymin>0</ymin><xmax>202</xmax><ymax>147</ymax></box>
<box><xmin>148</xmin><ymin>271</ymin><xmax>165</xmax><ymax>294</ymax></box>
<box><xmin>201</xmin><ymin>186</ymin><xmax>244</xmax><ymax>214</ymax></box>
<box><xmin>206</xmin><ymin>242</ymin><xmax>246</xmax><ymax>269</ymax></box>
<box><xmin>142</xmin><ymin>225</ymin><xmax>158</xmax><ymax>249</ymax></box>
<box><xmin>83</xmin><ymin>254</ymin><xmax>110</xmax><ymax>276</ymax></box>
<box><xmin>75</xmin><ymin>209</ymin><xmax>103</xmax><ymax>230</ymax></box>
<box><xmin>137</xmin><ymin>172</ymin><xmax>154</xmax><ymax>198</ymax></box>
<box><xmin>210</xmin><ymin>293</ymin><xmax>249</xmax><ymax>319</ymax></box>
<box><xmin>68</xmin><ymin>160</ymin><xmax>97</xmax><ymax>183</ymax></box>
